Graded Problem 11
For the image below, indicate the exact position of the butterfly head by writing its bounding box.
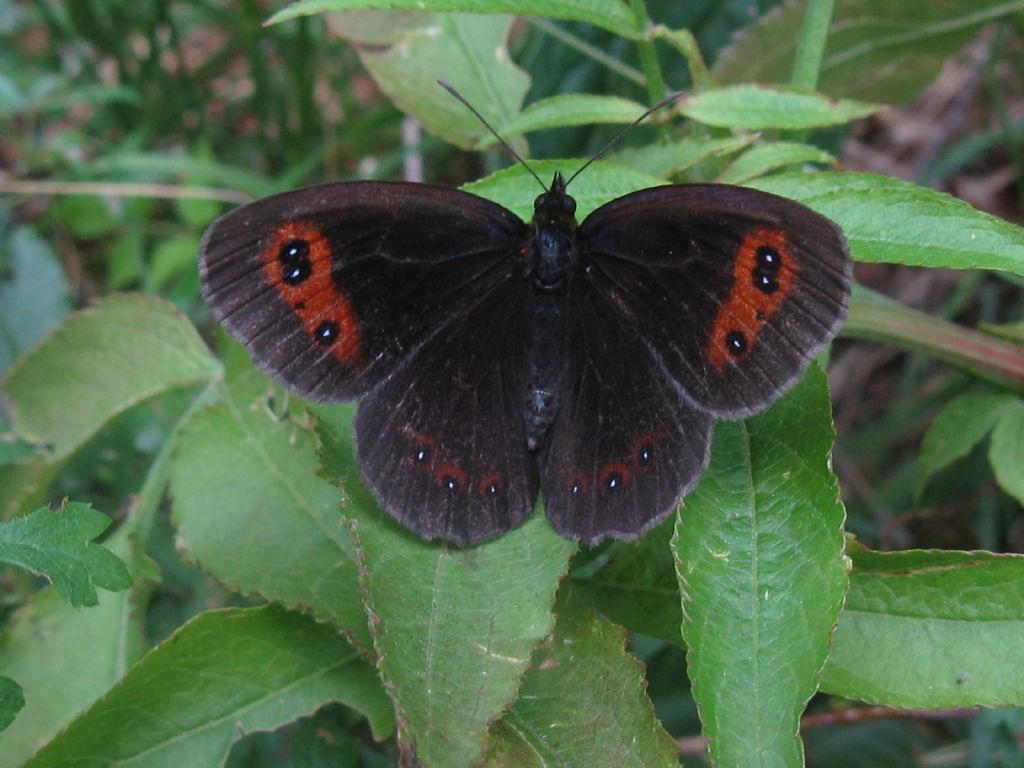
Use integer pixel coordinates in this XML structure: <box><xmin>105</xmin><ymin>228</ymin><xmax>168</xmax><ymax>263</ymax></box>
<box><xmin>532</xmin><ymin>172</ymin><xmax>577</xmax><ymax>231</ymax></box>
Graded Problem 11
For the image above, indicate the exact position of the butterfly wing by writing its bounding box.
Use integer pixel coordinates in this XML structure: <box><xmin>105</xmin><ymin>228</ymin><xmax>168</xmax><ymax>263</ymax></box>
<box><xmin>354</xmin><ymin>275</ymin><xmax>538</xmax><ymax>546</ymax></box>
<box><xmin>576</xmin><ymin>184</ymin><xmax>851</xmax><ymax>418</ymax></box>
<box><xmin>539</xmin><ymin>282</ymin><xmax>713</xmax><ymax>544</ymax></box>
<box><xmin>200</xmin><ymin>181</ymin><xmax>528</xmax><ymax>401</ymax></box>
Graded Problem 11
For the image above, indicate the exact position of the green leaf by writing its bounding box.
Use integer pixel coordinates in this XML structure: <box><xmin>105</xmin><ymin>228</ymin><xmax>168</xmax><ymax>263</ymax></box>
<box><xmin>336</xmin><ymin>13</ymin><xmax>529</xmax><ymax>151</ymax></box>
<box><xmin>148</xmin><ymin>235</ymin><xmax>201</xmax><ymax>293</ymax></box>
<box><xmin>1</xmin><ymin>294</ymin><xmax>221</xmax><ymax>459</ymax></box>
<box><xmin>0</xmin><ymin>676</ymin><xmax>24</xmax><ymax>733</ymax></box>
<box><xmin>23</xmin><ymin>606</ymin><xmax>394</xmax><ymax>767</ymax></box>
<box><xmin>463</xmin><ymin>159</ymin><xmax>665</xmax><ymax>221</ymax></box>
<box><xmin>990</xmin><ymin>401</ymin><xmax>1024</xmax><ymax>504</ymax></box>
<box><xmin>716</xmin><ymin>141</ymin><xmax>836</xmax><ymax>185</ymax></box>
<box><xmin>572</xmin><ymin>519</ymin><xmax>683</xmax><ymax>646</ymax></box>
<box><xmin>821</xmin><ymin>546</ymin><xmax>1024</xmax><ymax>708</ymax></box>
<box><xmin>713</xmin><ymin>0</ymin><xmax>1023</xmax><ymax>105</ymax></box>
<box><xmin>350</xmin><ymin>503</ymin><xmax>574</xmax><ymax>767</ymax></box>
<box><xmin>609</xmin><ymin>136</ymin><xmax>753</xmax><ymax>178</ymax></box>
<box><xmin>0</xmin><ymin>227</ymin><xmax>70</xmax><ymax>375</ymax></box>
<box><xmin>484</xmin><ymin>589</ymin><xmax>678</xmax><ymax>767</ymax></box>
<box><xmin>268</xmin><ymin>0</ymin><xmax>640</xmax><ymax>39</ymax></box>
<box><xmin>170</xmin><ymin>342</ymin><xmax>370</xmax><ymax>648</ymax></box>
<box><xmin>0</xmin><ymin>501</ymin><xmax>132</xmax><ymax>607</ymax></box>
<box><xmin>0</xmin><ymin>525</ymin><xmax>148</xmax><ymax>766</ymax></box>
<box><xmin>482</xmin><ymin>94</ymin><xmax>648</xmax><ymax>147</ymax></box>
<box><xmin>673</xmin><ymin>364</ymin><xmax>847</xmax><ymax>768</ymax></box>
<box><xmin>751</xmin><ymin>172</ymin><xmax>1024</xmax><ymax>275</ymax></box>
<box><xmin>679</xmin><ymin>85</ymin><xmax>882</xmax><ymax>130</ymax></box>
<box><xmin>919</xmin><ymin>392</ymin><xmax>1019</xmax><ymax>492</ymax></box>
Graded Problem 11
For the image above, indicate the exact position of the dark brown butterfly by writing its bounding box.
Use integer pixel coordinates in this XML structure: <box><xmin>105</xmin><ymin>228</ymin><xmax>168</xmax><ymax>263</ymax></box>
<box><xmin>199</xmin><ymin>161</ymin><xmax>850</xmax><ymax>547</ymax></box>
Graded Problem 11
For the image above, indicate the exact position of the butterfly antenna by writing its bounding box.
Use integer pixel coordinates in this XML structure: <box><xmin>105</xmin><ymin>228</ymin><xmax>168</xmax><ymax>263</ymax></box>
<box><xmin>564</xmin><ymin>90</ymin><xmax>684</xmax><ymax>189</ymax></box>
<box><xmin>437</xmin><ymin>79</ymin><xmax>548</xmax><ymax>192</ymax></box>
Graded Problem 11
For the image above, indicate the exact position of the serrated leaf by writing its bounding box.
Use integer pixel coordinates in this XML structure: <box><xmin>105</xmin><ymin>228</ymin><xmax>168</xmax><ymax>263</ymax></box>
<box><xmin>463</xmin><ymin>159</ymin><xmax>665</xmax><ymax>221</ymax></box>
<box><xmin>990</xmin><ymin>402</ymin><xmax>1024</xmax><ymax>504</ymax></box>
<box><xmin>0</xmin><ymin>525</ymin><xmax>147</xmax><ymax>765</ymax></box>
<box><xmin>572</xmin><ymin>519</ymin><xmax>683</xmax><ymax>646</ymax></box>
<box><xmin>750</xmin><ymin>172</ymin><xmax>1024</xmax><ymax>275</ymax></box>
<box><xmin>609</xmin><ymin>135</ymin><xmax>754</xmax><ymax>178</ymax></box>
<box><xmin>350</xmin><ymin>503</ymin><xmax>574</xmax><ymax>768</ymax></box>
<box><xmin>0</xmin><ymin>501</ymin><xmax>132</xmax><ymax>607</ymax></box>
<box><xmin>678</xmin><ymin>85</ymin><xmax>882</xmax><ymax>130</ymax></box>
<box><xmin>0</xmin><ymin>227</ymin><xmax>70</xmax><ymax>376</ymax></box>
<box><xmin>1</xmin><ymin>294</ymin><xmax>221</xmax><ymax>459</ymax></box>
<box><xmin>821</xmin><ymin>546</ymin><xmax>1024</xmax><ymax>708</ymax></box>
<box><xmin>716</xmin><ymin>141</ymin><xmax>836</xmax><ymax>185</ymax></box>
<box><xmin>483</xmin><ymin>589</ymin><xmax>678</xmax><ymax>767</ymax></box>
<box><xmin>481</xmin><ymin>94</ymin><xmax>648</xmax><ymax>147</ymax></box>
<box><xmin>269</xmin><ymin>0</ymin><xmax>640</xmax><ymax>39</ymax></box>
<box><xmin>170</xmin><ymin>343</ymin><xmax>369</xmax><ymax>649</ymax></box>
<box><xmin>339</xmin><ymin>13</ymin><xmax>529</xmax><ymax>150</ymax></box>
<box><xmin>713</xmin><ymin>0</ymin><xmax>1021</xmax><ymax>105</ymax></box>
<box><xmin>673</xmin><ymin>364</ymin><xmax>847</xmax><ymax>768</ymax></box>
<box><xmin>919</xmin><ymin>392</ymin><xmax>1018</xmax><ymax>492</ymax></box>
<box><xmin>23</xmin><ymin>606</ymin><xmax>394</xmax><ymax>767</ymax></box>
<box><xmin>0</xmin><ymin>676</ymin><xmax>24</xmax><ymax>733</ymax></box>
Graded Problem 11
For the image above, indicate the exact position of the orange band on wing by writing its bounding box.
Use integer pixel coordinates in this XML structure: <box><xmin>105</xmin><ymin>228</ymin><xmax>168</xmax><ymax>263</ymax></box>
<box><xmin>706</xmin><ymin>227</ymin><xmax>796</xmax><ymax>373</ymax></box>
<box><xmin>261</xmin><ymin>220</ymin><xmax>361</xmax><ymax>364</ymax></box>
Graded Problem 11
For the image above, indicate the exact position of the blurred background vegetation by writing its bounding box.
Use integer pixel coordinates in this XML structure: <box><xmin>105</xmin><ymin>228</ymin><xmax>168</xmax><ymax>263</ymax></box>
<box><xmin>1</xmin><ymin>0</ymin><xmax>1023</xmax><ymax>765</ymax></box>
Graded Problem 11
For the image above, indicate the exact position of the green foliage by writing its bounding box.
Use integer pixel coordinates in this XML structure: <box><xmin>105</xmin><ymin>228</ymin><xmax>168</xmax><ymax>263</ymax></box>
<box><xmin>2</xmin><ymin>1</ymin><xmax>1024</xmax><ymax>767</ymax></box>
<box><xmin>0</xmin><ymin>501</ymin><xmax>132</xmax><ymax>607</ymax></box>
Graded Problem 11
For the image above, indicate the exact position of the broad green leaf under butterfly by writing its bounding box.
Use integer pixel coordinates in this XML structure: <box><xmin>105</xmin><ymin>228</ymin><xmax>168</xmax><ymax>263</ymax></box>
<box><xmin>821</xmin><ymin>545</ymin><xmax>1024</xmax><ymax>708</ymax></box>
<box><xmin>268</xmin><ymin>0</ymin><xmax>641</xmax><ymax>39</ymax></box>
<box><xmin>751</xmin><ymin>172</ymin><xmax>1024</xmax><ymax>275</ymax></box>
<box><xmin>678</xmin><ymin>84</ymin><xmax>883</xmax><ymax>130</ymax></box>
<box><xmin>483</xmin><ymin>589</ymin><xmax>678</xmax><ymax>767</ymax></box>
<box><xmin>339</xmin><ymin>13</ymin><xmax>530</xmax><ymax>151</ymax></box>
<box><xmin>23</xmin><ymin>606</ymin><xmax>394</xmax><ymax>768</ymax></box>
<box><xmin>1</xmin><ymin>294</ymin><xmax>220</xmax><ymax>459</ymax></box>
<box><xmin>170</xmin><ymin>339</ymin><xmax>371</xmax><ymax>649</ymax></box>
<box><xmin>0</xmin><ymin>502</ymin><xmax>131</xmax><ymax>607</ymax></box>
<box><xmin>673</xmin><ymin>364</ymin><xmax>847</xmax><ymax>768</ymax></box>
<box><xmin>350</xmin><ymin>504</ymin><xmax>574</xmax><ymax>768</ymax></box>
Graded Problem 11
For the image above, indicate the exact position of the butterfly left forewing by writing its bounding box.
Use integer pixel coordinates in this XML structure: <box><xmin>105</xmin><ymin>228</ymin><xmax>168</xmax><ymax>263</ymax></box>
<box><xmin>578</xmin><ymin>184</ymin><xmax>851</xmax><ymax>418</ymax></box>
<box><xmin>200</xmin><ymin>181</ymin><xmax>527</xmax><ymax>401</ymax></box>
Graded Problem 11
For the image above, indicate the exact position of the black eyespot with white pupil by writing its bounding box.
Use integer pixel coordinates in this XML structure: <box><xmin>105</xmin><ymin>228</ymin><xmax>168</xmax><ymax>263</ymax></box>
<box><xmin>726</xmin><ymin>330</ymin><xmax>747</xmax><ymax>355</ymax></box>
<box><xmin>753</xmin><ymin>245</ymin><xmax>781</xmax><ymax>294</ymax></box>
<box><xmin>279</xmin><ymin>239</ymin><xmax>312</xmax><ymax>285</ymax></box>
<box><xmin>315</xmin><ymin>321</ymin><xmax>340</xmax><ymax>346</ymax></box>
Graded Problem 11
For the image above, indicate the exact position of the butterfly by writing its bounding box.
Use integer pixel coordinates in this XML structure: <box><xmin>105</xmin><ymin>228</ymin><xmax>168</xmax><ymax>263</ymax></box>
<box><xmin>199</xmin><ymin>158</ymin><xmax>851</xmax><ymax>547</ymax></box>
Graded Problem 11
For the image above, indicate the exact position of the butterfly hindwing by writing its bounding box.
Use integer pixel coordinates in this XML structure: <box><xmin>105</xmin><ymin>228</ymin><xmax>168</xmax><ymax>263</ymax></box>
<box><xmin>353</xmin><ymin>275</ymin><xmax>538</xmax><ymax>546</ymax></box>
<box><xmin>540</xmin><ymin>282</ymin><xmax>713</xmax><ymax>544</ymax></box>
<box><xmin>578</xmin><ymin>184</ymin><xmax>851</xmax><ymax>418</ymax></box>
<box><xmin>200</xmin><ymin>181</ymin><xmax>527</xmax><ymax>401</ymax></box>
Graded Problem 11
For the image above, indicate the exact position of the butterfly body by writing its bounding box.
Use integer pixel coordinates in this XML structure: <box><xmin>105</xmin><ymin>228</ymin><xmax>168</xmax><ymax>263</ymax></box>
<box><xmin>200</xmin><ymin>173</ymin><xmax>850</xmax><ymax>547</ymax></box>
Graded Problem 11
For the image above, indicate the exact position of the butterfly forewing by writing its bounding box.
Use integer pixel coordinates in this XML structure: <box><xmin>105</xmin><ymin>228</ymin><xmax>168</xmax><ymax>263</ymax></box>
<box><xmin>578</xmin><ymin>185</ymin><xmax>851</xmax><ymax>418</ymax></box>
<box><xmin>354</xmin><ymin>276</ymin><xmax>538</xmax><ymax>546</ymax></box>
<box><xmin>200</xmin><ymin>181</ymin><xmax>527</xmax><ymax>401</ymax></box>
<box><xmin>540</xmin><ymin>282</ymin><xmax>713</xmax><ymax>544</ymax></box>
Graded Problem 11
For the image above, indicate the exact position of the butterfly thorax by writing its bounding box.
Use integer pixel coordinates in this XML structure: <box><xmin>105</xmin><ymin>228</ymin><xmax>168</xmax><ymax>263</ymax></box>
<box><xmin>522</xmin><ymin>173</ymin><xmax>578</xmax><ymax>450</ymax></box>
<box><xmin>528</xmin><ymin>172</ymin><xmax>578</xmax><ymax>292</ymax></box>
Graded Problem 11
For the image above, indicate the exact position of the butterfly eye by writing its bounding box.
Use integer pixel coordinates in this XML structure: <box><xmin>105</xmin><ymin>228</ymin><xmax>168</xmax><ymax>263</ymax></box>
<box><xmin>562</xmin><ymin>196</ymin><xmax>576</xmax><ymax>214</ymax></box>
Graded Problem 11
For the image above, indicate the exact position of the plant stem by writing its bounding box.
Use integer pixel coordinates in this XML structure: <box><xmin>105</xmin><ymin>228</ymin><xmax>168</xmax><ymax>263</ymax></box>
<box><xmin>789</xmin><ymin>0</ymin><xmax>834</xmax><ymax>90</ymax></box>
<box><xmin>528</xmin><ymin>18</ymin><xmax>645</xmax><ymax>86</ymax></box>
<box><xmin>843</xmin><ymin>285</ymin><xmax>1024</xmax><ymax>394</ymax></box>
<box><xmin>628</xmin><ymin>0</ymin><xmax>667</xmax><ymax>103</ymax></box>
